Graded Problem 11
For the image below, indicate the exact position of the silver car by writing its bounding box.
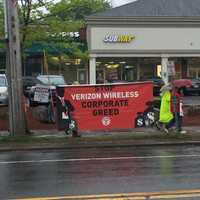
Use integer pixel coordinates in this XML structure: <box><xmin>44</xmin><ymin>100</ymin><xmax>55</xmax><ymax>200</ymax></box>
<box><xmin>0</xmin><ymin>74</ymin><xmax>8</xmax><ymax>106</ymax></box>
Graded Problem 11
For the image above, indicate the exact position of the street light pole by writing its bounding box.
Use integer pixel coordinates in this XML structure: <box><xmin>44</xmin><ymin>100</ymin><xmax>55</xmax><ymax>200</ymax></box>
<box><xmin>4</xmin><ymin>0</ymin><xmax>26</xmax><ymax>135</ymax></box>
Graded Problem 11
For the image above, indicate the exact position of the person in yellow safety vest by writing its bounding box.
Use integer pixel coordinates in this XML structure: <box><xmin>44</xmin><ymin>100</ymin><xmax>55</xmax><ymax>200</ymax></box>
<box><xmin>159</xmin><ymin>84</ymin><xmax>174</xmax><ymax>133</ymax></box>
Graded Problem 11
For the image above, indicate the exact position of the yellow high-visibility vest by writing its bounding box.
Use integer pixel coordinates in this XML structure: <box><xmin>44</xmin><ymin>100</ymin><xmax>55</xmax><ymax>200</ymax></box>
<box><xmin>159</xmin><ymin>91</ymin><xmax>174</xmax><ymax>123</ymax></box>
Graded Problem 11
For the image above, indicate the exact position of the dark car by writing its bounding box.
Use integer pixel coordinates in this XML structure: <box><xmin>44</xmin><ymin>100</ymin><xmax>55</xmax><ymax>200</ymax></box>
<box><xmin>182</xmin><ymin>78</ymin><xmax>200</xmax><ymax>96</ymax></box>
<box><xmin>22</xmin><ymin>76</ymin><xmax>44</xmax><ymax>97</ymax></box>
<box><xmin>143</xmin><ymin>77</ymin><xmax>164</xmax><ymax>96</ymax></box>
<box><xmin>28</xmin><ymin>75</ymin><xmax>66</xmax><ymax>106</ymax></box>
<box><xmin>0</xmin><ymin>69</ymin><xmax>6</xmax><ymax>74</ymax></box>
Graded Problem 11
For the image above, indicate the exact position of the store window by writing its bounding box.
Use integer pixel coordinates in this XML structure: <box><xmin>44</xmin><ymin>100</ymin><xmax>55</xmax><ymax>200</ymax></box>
<box><xmin>77</xmin><ymin>69</ymin><xmax>87</xmax><ymax>84</ymax></box>
<box><xmin>96</xmin><ymin>58</ymin><xmax>138</xmax><ymax>83</ymax></box>
<box><xmin>138</xmin><ymin>58</ymin><xmax>160</xmax><ymax>80</ymax></box>
<box><xmin>188</xmin><ymin>58</ymin><xmax>200</xmax><ymax>79</ymax></box>
<box><xmin>123</xmin><ymin>65</ymin><xmax>137</xmax><ymax>81</ymax></box>
<box><xmin>96</xmin><ymin>57</ymin><xmax>172</xmax><ymax>83</ymax></box>
<box><xmin>189</xmin><ymin>68</ymin><xmax>200</xmax><ymax>79</ymax></box>
<box><xmin>106</xmin><ymin>65</ymin><xmax>120</xmax><ymax>82</ymax></box>
<box><xmin>140</xmin><ymin>64</ymin><xmax>155</xmax><ymax>79</ymax></box>
<box><xmin>96</xmin><ymin>68</ymin><xmax>105</xmax><ymax>84</ymax></box>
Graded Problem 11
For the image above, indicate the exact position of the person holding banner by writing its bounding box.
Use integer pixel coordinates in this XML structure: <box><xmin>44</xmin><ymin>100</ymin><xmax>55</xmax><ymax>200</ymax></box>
<box><xmin>56</xmin><ymin>87</ymin><xmax>80</xmax><ymax>137</ymax></box>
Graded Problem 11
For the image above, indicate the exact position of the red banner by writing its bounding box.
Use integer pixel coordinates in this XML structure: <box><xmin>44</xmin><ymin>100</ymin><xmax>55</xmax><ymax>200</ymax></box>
<box><xmin>57</xmin><ymin>82</ymin><xmax>153</xmax><ymax>132</ymax></box>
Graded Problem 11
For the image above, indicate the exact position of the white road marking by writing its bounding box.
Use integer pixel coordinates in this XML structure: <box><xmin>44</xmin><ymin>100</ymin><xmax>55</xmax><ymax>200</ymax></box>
<box><xmin>12</xmin><ymin>189</ymin><xmax>200</xmax><ymax>200</ymax></box>
<box><xmin>0</xmin><ymin>154</ymin><xmax>200</xmax><ymax>165</ymax></box>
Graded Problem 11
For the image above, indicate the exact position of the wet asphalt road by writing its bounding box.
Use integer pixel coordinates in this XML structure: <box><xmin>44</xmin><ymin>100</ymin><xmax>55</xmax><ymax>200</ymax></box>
<box><xmin>1</xmin><ymin>145</ymin><xmax>200</xmax><ymax>199</ymax></box>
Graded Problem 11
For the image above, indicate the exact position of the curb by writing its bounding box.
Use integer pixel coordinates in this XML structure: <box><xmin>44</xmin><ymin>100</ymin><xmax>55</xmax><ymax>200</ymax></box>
<box><xmin>1</xmin><ymin>126</ymin><xmax>200</xmax><ymax>152</ymax></box>
<box><xmin>1</xmin><ymin>140</ymin><xmax>200</xmax><ymax>152</ymax></box>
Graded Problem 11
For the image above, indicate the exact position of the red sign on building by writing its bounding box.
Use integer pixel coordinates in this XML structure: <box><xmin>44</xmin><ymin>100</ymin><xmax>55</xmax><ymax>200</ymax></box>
<box><xmin>56</xmin><ymin>82</ymin><xmax>153</xmax><ymax>132</ymax></box>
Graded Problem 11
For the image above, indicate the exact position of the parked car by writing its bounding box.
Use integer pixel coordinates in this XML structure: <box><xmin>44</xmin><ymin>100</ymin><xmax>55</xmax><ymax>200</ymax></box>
<box><xmin>28</xmin><ymin>75</ymin><xmax>66</xmax><ymax>106</ymax></box>
<box><xmin>142</xmin><ymin>77</ymin><xmax>164</xmax><ymax>96</ymax></box>
<box><xmin>0</xmin><ymin>69</ymin><xmax>6</xmax><ymax>74</ymax></box>
<box><xmin>0</xmin><ymin>74</ymin><xmax>8</xmax><ymax>106</ymax></box>
<box><xmin>22</xmin><ymin>76</ymin><xmax>44</xmax><ymax>97</ymax></box>
<box><xmin>181</xmin><ymin>78</ymin><xmax>200</xmax><ymax>96</ymax></box>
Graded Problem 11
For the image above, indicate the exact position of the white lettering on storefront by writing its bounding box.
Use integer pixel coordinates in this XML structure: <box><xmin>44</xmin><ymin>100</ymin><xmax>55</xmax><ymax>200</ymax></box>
<box><xmin>104</xmin><ymin>34</ymin><xmax>135</xmax><ymax>43</ymax></box>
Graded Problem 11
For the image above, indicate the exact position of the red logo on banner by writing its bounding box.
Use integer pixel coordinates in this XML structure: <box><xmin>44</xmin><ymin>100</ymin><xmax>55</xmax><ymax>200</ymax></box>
<box><xmin>102</xmin><ymin>116</ymin><xmax>111</xmax><ymax>126</ymax></box>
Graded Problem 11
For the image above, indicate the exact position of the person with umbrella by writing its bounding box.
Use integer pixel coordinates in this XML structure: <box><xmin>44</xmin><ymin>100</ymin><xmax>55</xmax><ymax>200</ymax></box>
<box><xmin>170</xmin><ymin>80</ymin><xmax>189</xmax><ymax>134</ymax></box>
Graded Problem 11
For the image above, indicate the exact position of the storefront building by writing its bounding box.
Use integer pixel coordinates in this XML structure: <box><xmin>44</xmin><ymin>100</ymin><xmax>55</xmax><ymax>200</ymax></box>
<box><xmin>86</xmin><ymin>0</ymin><xmax>200</xmax><ymax>84</ymax></box>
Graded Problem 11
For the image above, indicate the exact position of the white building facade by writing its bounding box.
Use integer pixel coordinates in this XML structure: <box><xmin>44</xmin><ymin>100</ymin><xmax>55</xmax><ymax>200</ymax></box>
<box><xmin>86</xmin><ymin>0</ymin><xmax>200</xmax><ymax>84</ymax></box>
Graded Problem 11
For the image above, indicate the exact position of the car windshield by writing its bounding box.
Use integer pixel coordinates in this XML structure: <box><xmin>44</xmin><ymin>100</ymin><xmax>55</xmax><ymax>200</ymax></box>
<box><xmin>0</xmin><ymin>77</ymin><xmax>7</xmax><ymax>86</ymax></box>
<box><xmin>37</xmin><ymin>76</ymin><xmax>66</xmax><ymax>85</ymax></box>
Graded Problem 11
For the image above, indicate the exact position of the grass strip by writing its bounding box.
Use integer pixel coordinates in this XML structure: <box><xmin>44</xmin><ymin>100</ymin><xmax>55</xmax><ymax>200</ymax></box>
<box><xmin>0</xmin><ymin>132</ymin><xmax>196</xmax><ymax>145</ymax></box>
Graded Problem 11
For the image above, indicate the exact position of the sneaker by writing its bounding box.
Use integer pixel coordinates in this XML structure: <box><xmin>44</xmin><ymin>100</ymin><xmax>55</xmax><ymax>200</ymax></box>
<box><xmin>168</xmin><ymin>127</ymin><xmax>176</xmax><ymax>132</ymax></box>
<box><xmin>180</xmin><ymin>130</ymin><xmax>187</xmax><ymax>134</ymax></box>
<box><xmin>164</xmin><ymin>128</ymin><xmax>169</xmax><ymax>133</ymax></box>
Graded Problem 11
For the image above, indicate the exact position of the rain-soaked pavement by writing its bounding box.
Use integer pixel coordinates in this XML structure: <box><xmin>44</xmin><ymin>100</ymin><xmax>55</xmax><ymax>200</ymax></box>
<box><xmin>1</xmin><ymin>145</ymin><xmax>200</xmax><ymax>199</ymax></box>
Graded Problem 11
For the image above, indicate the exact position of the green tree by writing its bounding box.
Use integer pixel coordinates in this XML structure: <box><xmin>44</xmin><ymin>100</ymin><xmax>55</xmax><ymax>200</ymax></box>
<box><xmin>0</xmin><ymin>0</ymin><xmax>111</xmax><ymax>60</ymax></box>
<box><xmin>0</xmin><ymin>1</ymin><xmax>4</xmax><ymax>38</ymax></box>
<box><xmin>0</xmin><ymin>1</ymin><xmax>53</xmax><ymax>48</ymax></box>
<box><xmin>0</xmin><ymin>1</ymin><xmax>5</xmax><ymax>49</ymax></box>
<box><xmin>0</xmin><ymin>0</ymin><xmax>111</xmax><ymax>45</ymax></box>
<box><xmin>38</xmin><ymin>0</ymin><xmax>111</xmax><ymax>61</ymax></box>
<box><xmin>19</xmin><ymin>0</ymin><xmax>53</xmax><ymax>47</ymax></box>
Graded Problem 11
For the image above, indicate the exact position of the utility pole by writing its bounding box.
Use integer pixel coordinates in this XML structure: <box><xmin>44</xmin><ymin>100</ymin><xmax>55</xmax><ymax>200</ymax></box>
<box><xmin>4</xmin><ymin>0</ymin><xmax>26</xmax><ymax>135</ymax></box>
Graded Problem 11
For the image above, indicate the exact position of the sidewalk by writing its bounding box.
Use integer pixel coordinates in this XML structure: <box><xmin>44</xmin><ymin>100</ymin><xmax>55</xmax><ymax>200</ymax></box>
<box><xmin>0</xmin><ymin>126</ymin><xmax>200</xmax><ymax>151</ymax></box>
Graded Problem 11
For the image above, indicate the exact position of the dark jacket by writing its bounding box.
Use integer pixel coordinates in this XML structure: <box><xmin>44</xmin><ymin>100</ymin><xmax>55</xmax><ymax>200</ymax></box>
<box><xmin>170</xmin><ymin>91</ymin><xmax>181</xmax><ymax>113</ymax></box>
